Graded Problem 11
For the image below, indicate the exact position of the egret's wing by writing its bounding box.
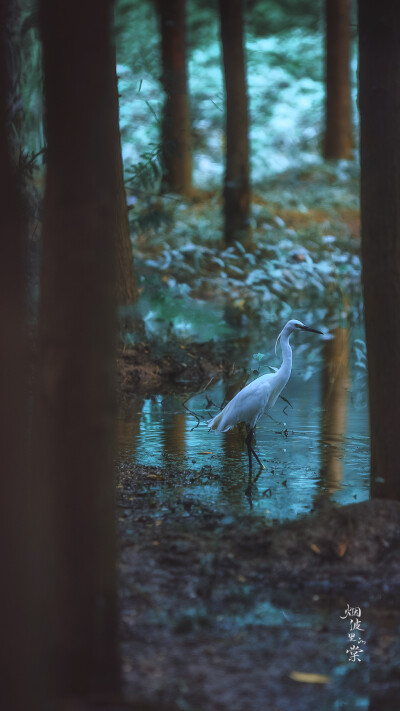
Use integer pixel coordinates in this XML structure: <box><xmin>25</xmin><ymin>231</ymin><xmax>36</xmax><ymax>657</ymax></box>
<box><xmin>209</xmin><ymin>373</ymin><xmax>274</xmax><ymax>431</ymax></box>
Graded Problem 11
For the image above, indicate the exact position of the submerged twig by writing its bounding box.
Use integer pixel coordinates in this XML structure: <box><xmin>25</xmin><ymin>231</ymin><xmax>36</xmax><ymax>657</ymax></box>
<box><xmin>201</xmin><ymin>375</ymin><xmax>216</xmax><ymax>393</ymax></box>
<box><xmin>205</xmin><ymin>394</ymin><xmax>215</xmax><ymax>410</ymax></box>
<box><xmin>182</xmin><ymin>395</ymin><xmax>203</xmax><ymax>431</ymax></box>
<box><xmin>279</xmin><ymin>394</ymin><xmax>293</xmax><ymax>417</ymax></box>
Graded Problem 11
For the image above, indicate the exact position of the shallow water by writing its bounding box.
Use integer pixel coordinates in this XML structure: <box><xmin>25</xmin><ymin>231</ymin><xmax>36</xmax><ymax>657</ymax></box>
<box><xmin>117</xmin><ymin>324</ymin><xmax>369</xmax><ymax>520</ymax></box>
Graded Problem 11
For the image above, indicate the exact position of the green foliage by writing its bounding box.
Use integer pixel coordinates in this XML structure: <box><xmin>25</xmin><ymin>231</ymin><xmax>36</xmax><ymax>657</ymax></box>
<box><xmin>15</xmin><ymin>0</ymin><xmax>44</xmax><ymax>155</ymax></box>
<box><xmin>113</xmin><ymin>0</ymin><xmax>357</xmax><ymax>190</ymax></box>
<box><xmin>115</xmin><ymin>0</ymin><xmax>160</xmax><ymax>76</ymax></box>
<box><xmin>18</xmin><ymin>146</ymin><xmax>45</xmax><ymax>221</ymax></box>
<box><xmin>130</xmin><ymin>204</ymin><xmax>174</xmax><ymax>235</ymax></box>
<box><xmin>125</xmin><ymin>146</ymin><xmax>162</xmax><ymax>193</ymax></box>
<box><xmin>123</xmin><ymin>142</ymin><xmax>176</xmax><ymax>234</ymax></box>
<box><xmin>353</xmin><ymin>338</ymin><xmax>367</xmax><ymax>371</ymax></box>
<box><xmin>244</xmin><ymin>0</ymin><xmax>323</xmax><ymax>35</ymax></box>
<box><xmin>18</xmin><ymin>0</ymin><xmax>357</xmax><ymax>192</ymax></box>
<box><xmin>129</xmin><ymin>165</ymin><xmax>361</xmax><ymax>347</ymax></box>
<box><xmin>186</xmin><ymin>0</ymin><xmax>322</xmax><ymax>41</ymax></box>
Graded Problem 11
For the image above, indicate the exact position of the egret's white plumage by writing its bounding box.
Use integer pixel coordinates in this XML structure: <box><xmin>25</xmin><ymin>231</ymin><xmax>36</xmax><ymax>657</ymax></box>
<box><xmin>209</xmin><ymin>319</ymin><xmax>322</xmax><ymax>476</ymax></box>
<box><xmin>208</xmin><ymin>370</ymin><xmax>286</xmax><ymax>432</ymax></box>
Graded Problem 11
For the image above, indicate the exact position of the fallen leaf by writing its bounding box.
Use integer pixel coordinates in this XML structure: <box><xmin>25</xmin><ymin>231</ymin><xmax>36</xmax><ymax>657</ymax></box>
<box><xmin>289</xmin><ymin>671</ymin><xmax>331</xmax><ymax>684</ymax></box>
<box><xmin>310</xmin><ymin>543</ymin><xmax>321</xmax><ymax>555</ymax></box>
<box><xmin>336</xmin><ymin>541</ymin><xmax>348</xmax><ymax>557</ymax></box>
<box><xmin>233</xmin><ymin>298</ymin><xmax>245</xmax><ymax>310</ymax></box>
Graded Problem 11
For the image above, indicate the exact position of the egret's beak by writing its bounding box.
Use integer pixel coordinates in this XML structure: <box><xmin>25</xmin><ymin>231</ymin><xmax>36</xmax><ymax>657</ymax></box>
<box><xmin>300</xmin><ymin>325</ymin><xmax>323</xmax><ymax>334</ymax></box>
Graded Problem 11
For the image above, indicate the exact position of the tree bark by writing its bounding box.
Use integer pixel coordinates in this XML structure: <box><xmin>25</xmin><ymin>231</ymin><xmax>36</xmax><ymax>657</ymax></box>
<box><xmin>38</xmin><ymin>0</ymin><xmax>119</xmax><ymax>697</ymax></box>
<box><xmin>219</xmin><ymin>0</ymin><xmax>250</xmax><ymax>244</ymax></box>
<box><xmin>112</xmin><ymin>50</ymin><xmax>138</xmax><ymax>304</ymax></box>
<box><xmin>324</xmin><ymin>0</ymin><xmax>353</xmax><ymax>159</ymax></box>
<box><xmin>159</xmin><ymin>0</ymin><xmax>192</xmax><ymax>195</ymax></box>
<box><xmin>358</xmin><ymin>0</ymin><xmax>400</xmax><ymax>500</ymax></box>
<box><xmin>0</xmin><ymin>3</ymin><xmax>40</xmax><ymax>708</ymax></box>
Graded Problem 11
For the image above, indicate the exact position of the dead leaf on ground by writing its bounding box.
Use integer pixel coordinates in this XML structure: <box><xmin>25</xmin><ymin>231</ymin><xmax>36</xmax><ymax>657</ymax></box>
<box><xmin>336</xmin><ymin>541</ymin><xmax>348</xmax><ymax>557</ymax></box>
<box><xmin>289</xmin><ymin>671</ymin><xmax>331</xmax><ymax>684</ymax></box>
<box><xmin>309</xmin><ymin>543</ymin><xmax>321</xmax><ymax>555</ymax></box>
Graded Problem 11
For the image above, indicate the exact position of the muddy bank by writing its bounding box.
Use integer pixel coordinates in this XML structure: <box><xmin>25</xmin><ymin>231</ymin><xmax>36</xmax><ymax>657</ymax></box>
<box><xmin>118</xmin><ymin>463</ymin><xmax>400</xmax><ymax>710</ymax></box>
<box><xmin>118</xmin><ymin>464</ymin><xmax>400</xmax><ymax>593</ymax></box>
<box><xmin>117</xmin><ymin>339</ymin><xmax>238</xmax><ymax>394</ymax></box>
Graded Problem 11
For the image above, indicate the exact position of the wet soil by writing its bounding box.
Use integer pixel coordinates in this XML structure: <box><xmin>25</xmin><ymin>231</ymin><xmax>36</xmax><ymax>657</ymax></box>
<box><xmin>117</xmin><ymin>339</ymin><xmax>238</xmax><ymax>395</ymax></box>
<box><xmin>118</xmin><ymin>463</ymin><xmax>400</xmax><ymax>710</ymax></box>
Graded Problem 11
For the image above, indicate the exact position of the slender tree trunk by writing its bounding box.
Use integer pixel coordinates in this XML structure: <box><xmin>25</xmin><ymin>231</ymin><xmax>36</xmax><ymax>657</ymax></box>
<box><xmin>112</xmin><ymin>50</ymin><xmax>138</xmax><ymax>304</ymax></box>
<box><xmin>38</xmin><ymin>0</ymin><xmax>119</xmax><ymax>697</ymax></box>
<box><xmin>0</xmin><ymin>3</ymin><xmax>40</xmax><ymax>708</ymax></box>
<box><xmin>159</xmin><ymin>0</ymin><xmax>192</xmax><ymax>195</ymax></box>
<box><xmin>358</xmin><ymin>0</ymin><xmax>400</xmax><ymax>500</ymax></box>
<box><xmin>219</xmin><ymin>0</ymin><xmax>250</xmax><ymax>244</ymax></box>
<box><xmin>324</xmin><ymin>0</ymin><xmax>353</xmax><ymax>159</ymax></box>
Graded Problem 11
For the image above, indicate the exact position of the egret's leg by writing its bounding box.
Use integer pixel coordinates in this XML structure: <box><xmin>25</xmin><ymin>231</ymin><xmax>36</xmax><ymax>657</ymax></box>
<box><xmin>244</xmin><ymin>427</ymin><xmax>254</xmax><ymax>498</ymax></box>
<box><xmin>251</xmin><ymin>446</ymin><xmax>264</xmax><ymax>469</ymax></box>
<box><xmin>246</xmin><ymin>425</ymin><xmax>264</xmax><ymax>469</ymax></box>
<box><xmin>245</xmin><ymin>427</ymin><xmax>254</xmax><ymax>477</ymax></box>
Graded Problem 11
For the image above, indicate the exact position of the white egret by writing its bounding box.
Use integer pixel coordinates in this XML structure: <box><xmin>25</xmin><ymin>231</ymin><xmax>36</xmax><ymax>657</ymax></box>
<box><xmin>209</xmin><ymin>319</ymin><xmax>323</xmax><ymax>477</ymax></box>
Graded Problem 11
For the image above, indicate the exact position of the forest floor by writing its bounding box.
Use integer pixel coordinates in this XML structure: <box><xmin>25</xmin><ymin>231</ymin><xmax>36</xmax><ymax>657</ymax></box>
<box><xmin>117</xmin><ymin>463</ymin><xmax>400</xmax><ymax>711</ymax></box>
<box><xmin>115</xmin><ymin>173</ymin><xmax>400</xmax><ymax>709</ymax></box>
<box><xmin>117</xmin><ymin>337</ymin><xmax>236</xmax><ymax>395</ymax></box>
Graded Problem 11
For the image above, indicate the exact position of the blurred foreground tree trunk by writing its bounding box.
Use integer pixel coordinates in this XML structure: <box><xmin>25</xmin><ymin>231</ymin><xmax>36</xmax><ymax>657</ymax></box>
<box><xmin>38</xmin><ymin>0</ymin><xmax>120</xmax><ymax>699</ymax></box>
<box><xmin>158</xmin><ymin>0</ymin><xmax>192</xmax><ymax>195</ymax></box>
<box><xmin>324</xmin><ymin>0</ymin><xmax>353</xmax><ymax>159</ymax></box>
<box><xmin>358</xmin><ymin>0</ymin><xmax>400</xmax><ymax>500</ymax></box>
<box><xmin>0</xmin><ymin>3</ymin><xmax>41</xmax><ymax>708</ymax></box>
<box><xmin>219</xmin><ymin>0</ymin><xmax>250</xmax><ymax>245</ymax></box>
<box><xmin>112</xmin><ymin>51</ymin><xmax>138</xmax><ymax>304</ymax></box>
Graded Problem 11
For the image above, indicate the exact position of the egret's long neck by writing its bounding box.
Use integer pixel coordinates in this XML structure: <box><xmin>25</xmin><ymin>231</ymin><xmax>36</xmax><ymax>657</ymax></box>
<box><xmin>278</xmin><ymin>333</ymin><xmax>292</xmax><ymax>384</ymax></box>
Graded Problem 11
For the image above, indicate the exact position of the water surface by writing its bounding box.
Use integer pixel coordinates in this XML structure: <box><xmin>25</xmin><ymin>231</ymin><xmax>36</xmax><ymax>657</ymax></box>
<box><xmin>117</xmin><ymin>325</ymin><xmax>369</xmax><ymax>520</ymax></box>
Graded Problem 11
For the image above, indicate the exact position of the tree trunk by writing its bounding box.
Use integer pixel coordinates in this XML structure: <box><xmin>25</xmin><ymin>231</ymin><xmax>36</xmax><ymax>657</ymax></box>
<box><xmin>324</xmin><ymin>0</ymin><xmax>353</xmax><ymax>159</ymax></box>
<box><xmin>358</xmin><ymin>0</ymin><xmax>400</xmax><ymax>500</ymax></box>
<box><xmin>219</xmin><ymin>0</ymin><xmax>250</xmax><ymax>245</ymax></box>
<box><xmin>112</xmin><ymin>51</ymin><xmax>138</xmax><ymax>304</ymax></box>
<box><xmin>0</xmin><ymin>3</ymin><xmax>40</xmax><ymax>708</ymax></box>
<box><xmin>159</xmin><ymin>0</ymin><xmax>192</xmax><ymax>195</ymax></box>
<box><xmin>38</xmin><ymin>0</ymin><xmax>119</xmax><ymax>697</ymax></box>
